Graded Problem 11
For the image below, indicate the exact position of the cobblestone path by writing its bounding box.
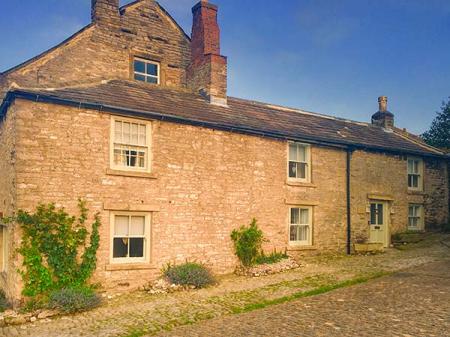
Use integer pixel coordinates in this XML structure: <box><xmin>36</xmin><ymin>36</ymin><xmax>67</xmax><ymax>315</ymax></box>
<box><xmin>2</xmin><ymin>235</ymin><xmax>448</xmax><ymax>337</ymax></box>
<box><xmin>157</xmin><ymin>260</ymin><xmax>450</xmax><ymax>337</ymax></box>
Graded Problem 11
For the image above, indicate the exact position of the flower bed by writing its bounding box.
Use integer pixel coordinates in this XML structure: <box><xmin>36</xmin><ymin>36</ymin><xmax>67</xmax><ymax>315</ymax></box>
<box><xmin>235</xmin><ymin>257</ymin><xmax>300</xmax><ymax>277</ymax></box>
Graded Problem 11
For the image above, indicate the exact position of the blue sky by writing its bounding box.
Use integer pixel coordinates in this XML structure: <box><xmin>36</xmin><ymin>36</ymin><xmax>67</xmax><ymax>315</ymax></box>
<box><xmin>1</xmin><ymin>0</ymin><xmax>449</xmax><ymax>134</ymax></box>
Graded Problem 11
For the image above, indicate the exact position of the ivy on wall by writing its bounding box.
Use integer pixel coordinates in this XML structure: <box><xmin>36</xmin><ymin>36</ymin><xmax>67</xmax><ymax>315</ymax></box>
<box><xmin>13</xmin><ymin>200</ymin><xmax>100</xmax><ymax>297</ymax></box>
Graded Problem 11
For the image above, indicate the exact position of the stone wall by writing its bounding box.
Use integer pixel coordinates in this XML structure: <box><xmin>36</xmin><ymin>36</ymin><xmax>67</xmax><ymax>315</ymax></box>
<box><xmin>0</xmin><ymin>103</ymin><xmax>18</xmax><ymax>301</ymax></box>
<box><xmin>7</xmin><ymin>99</ymin><xmax>448</xmax><ymax>298</ymax></box>
<box><xmin>424</xmin><ymin>158</ymin><xmax>449</xmax><ymax>229</ymax></box>
<box><xmin>0</xmin><ymin>0</ymin><xmax>190</xmax><ymax>99</ymax></box>
<box><xmin>10</xmin><ymin>99</ymin><xmax>350</xmax><ymax>294</ymax></box>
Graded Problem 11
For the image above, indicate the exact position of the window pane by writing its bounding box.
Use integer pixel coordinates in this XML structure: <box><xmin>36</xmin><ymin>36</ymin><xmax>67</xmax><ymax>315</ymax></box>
<box><xmin>289</xmin><ymin>162</ymin><xmax>297</xmax><ymax>178</ymax></box>
<box><xmin>408</xmin><ymin>206</ymin><xmax>414</xmax><ymax>217</ymax></box>
<box><xmin>134</xmin><ymin>74</ymin><xmax>146</xmax><ymax>82</ymax></box>
<box><xmin>289</xmin><ymin>144</ymin><xmax>297</xmax><ymax>161</ymax></box>
<box><xmin>290</xmin><ymin>208</ymin><xmax>300</xmax><ymax>225</ymax></box>
<box><xmin>298</xmin><ymin>146</ymin><xmax>307</xmax><ymax>162</ymax></box>
<box><xmin>300</xmin><ymin>209</ymin><xmax>309</xmax><ymax>224</ymax></box>
<box><xmin>290</xmin><ymin>225</ymin><xmax>298</xmax><ymax>241</ymax></box>
<box><xmin>298</xmin><ymin>163</ymin><xmax>307</xmax><ymax>179</ymax></box>
<box><xmin>146</xmin><ymin>76</ymin><xmax>158</xmax><ymax>84</ymax></box>
<box><xmin>298</xmin><ymin>225</ymin><xmax>309</xmax><ymax>241</ymax></box>
<box><xmin>138</xmin><ymin>124</ymin><xmax>146</xmax><ymax>146</ymax></box>
<box><xmin>114</xmin><ymin>121</ymin><xmax>122</xmax><ymax>142</ymax></box>
<box><xmin>138</xmin><ymin>152</ymin><xmax>146</xmax><ymax>168</ymax></box>
<box><xmin>131</xmin><ymin>123</ymin><xmax>139</xmax><ymax>144</ymax></box>
<box><xmin>122</xmin><ymin>122</ymin><xmax>130</xmax><ymax>144</ymax></box>
<box><xmin>129</xmin><ymin>238</ymin><xmax>144</xmax><ymax>257</ymax></box>
<box><xmin>147</xmin><ymin>63</ymin><xmax>158</xmax><ymax>76</ymax></box>
<box><xmin>113</xmin><ymin>238</ymin><xmax>128</xmax><ymax>258</ymax></box>
<box><xmin>370</xmin><ymin>204</ymin><xmax>377</xmax><ymax>225</ymax></box>
<box><xmin>413</xmin><ymin>161</ymin><xmax>419</xmax><ymax>174</ymax></box>
<box><xmin>134</xmin><ymin>60</ymin><xmax>145</xmax><ymax>73</ymax></box>
<box><xmin>377</xmin><ymin>204</ymin><xmax>383</xmax><ymax>225</ymax></box>
<box><xmin>130</xmin><ymin>216</ymin><xmax>145</xmax><ymax>236</ymax></box>
<box><xmin>114</xmin><ymin>216</ymin><xmax>129</xmax><ymax>236</ymax></box>
<box><xmin>407</xmin><ymin>160</ymin><xmax>413</xmax><ymax>174</ymax></box>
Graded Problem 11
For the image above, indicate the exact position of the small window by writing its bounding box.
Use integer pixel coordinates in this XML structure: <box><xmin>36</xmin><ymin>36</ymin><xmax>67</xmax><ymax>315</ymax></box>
<box><xmin>111</xmin><ymin>118</ymin><xmax>151</xmax><ymax>172</ymax></box>
<box><xmin>408</xmin><ymin>204</ymin><xmax>424</xmax><ymax>230</ymax></box>
<box><xmin>133</xmin><ymin>58</ymin><xmax>160</xmax><ymax>84</ymax></box>
<box><xmin>407</xmin><ymin>157</ymin><xmax>423</xmax><ymax>190</ymax></box>
<box><xmin>289</xmin><ymin>207</ymin><xmax>312</xmax><ymax>246</ymax></box>
<box><xmin>111</xmin><ymin>213</ymin><xmax>151</xmax><ymax>263</ymax></box>
<box><xmin>288</xmin><ymin>143</ymin><xmax>311</xmax><ymax>182</ymax></box>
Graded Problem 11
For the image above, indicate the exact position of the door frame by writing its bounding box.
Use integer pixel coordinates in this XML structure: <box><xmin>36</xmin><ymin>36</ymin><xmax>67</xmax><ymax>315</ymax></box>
<box><xmin>368</xmin><ymin>200</ymin><xmax>390</xmax><ymax>248</ymax></box>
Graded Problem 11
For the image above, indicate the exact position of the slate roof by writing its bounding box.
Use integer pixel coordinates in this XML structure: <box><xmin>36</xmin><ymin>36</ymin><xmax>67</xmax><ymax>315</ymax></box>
<box><xmin>1</xmin><ymin>79</ymin><xmax>445</xmax><ymax>158</ymax></box>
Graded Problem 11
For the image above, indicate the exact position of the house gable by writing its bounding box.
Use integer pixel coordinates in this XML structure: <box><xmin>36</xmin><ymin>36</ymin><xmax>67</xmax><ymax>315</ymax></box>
<box><xmin>0</xmin><ymin>0</ymin><xmax>191</xmax><ymax>100</ymax></box>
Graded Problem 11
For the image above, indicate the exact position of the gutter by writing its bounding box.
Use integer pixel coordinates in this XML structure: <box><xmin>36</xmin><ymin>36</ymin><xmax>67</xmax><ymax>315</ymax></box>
<box><xmin>346</xmin><ymin>148</ymin><xmax>354</xmax><ymax>255</ymax></box>
<box><xmin>1</xmin><ymin>90</ymin><xmax>448</xmax><ymax>160</ymax></box>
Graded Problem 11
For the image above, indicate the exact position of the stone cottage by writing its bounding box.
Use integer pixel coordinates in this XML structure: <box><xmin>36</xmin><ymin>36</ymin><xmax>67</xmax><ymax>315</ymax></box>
<box><xmin>0</xmin><ymin>0</ymin><xmax>448</xmax><ymax>301</ymax></box>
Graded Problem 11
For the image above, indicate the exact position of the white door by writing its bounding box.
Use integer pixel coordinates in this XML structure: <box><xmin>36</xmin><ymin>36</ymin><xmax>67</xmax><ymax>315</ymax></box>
<box><xmin>369</xmin><ymin>202</ymin><xmax>389</xmax><ymax>247</ymax></box>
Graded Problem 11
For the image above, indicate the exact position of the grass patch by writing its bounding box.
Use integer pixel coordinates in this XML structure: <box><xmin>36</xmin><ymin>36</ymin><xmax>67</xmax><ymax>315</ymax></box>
<box><xmin>231</xmin><ymin>271</ymin><xmax>390</xmax><ymax>314</ymax></box>
<box><xmin>121</xmin><ymin>270</ymin><xmax>390</xmax><ymax>337</ymax></box>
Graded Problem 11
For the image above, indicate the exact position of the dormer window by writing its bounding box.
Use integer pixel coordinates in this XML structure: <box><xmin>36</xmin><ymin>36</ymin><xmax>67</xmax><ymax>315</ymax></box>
<box><xmin>133</xmin><ymin>58</ymin><xmax>160</xmax><ymax>84</ymax></box>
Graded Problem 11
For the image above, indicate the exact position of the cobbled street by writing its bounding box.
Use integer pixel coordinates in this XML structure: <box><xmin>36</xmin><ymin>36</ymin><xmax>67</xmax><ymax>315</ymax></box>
<box><xmin>157</xmin><ymin>260</ymin><xmax>450</xmax><ymax>337</ymax></box>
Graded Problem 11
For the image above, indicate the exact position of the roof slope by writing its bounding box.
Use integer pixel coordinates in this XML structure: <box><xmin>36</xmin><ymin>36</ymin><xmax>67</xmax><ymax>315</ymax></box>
<box><xmin>1</xmin><ymin>80</ymin><xmax>445</xmax><ymax>157</ymax></box>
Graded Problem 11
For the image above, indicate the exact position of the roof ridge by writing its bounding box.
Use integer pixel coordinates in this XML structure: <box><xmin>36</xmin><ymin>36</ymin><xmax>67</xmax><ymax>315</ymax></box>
<box><xmin>228</xmin><ymin>96</ymin><xmax>371</xmax><ymax>127</ymax></box>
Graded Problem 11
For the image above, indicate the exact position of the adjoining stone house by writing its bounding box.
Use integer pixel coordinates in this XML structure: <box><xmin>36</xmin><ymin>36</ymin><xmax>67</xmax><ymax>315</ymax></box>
<box><xmin>0</xmin><ymin>0</ymin><xmax>448</xmax><ymax>302</ymax></box>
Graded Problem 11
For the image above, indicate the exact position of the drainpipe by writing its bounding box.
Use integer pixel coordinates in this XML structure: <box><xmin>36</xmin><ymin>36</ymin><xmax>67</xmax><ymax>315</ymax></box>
<box><xmin>346</xmin><ymin>148</ymin><xmax>353</xmax><ymax>255</ymax></box>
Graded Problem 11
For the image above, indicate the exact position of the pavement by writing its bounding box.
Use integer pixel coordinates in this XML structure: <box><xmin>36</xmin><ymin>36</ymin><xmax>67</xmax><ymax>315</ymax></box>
<box><xmin>156</xmin><ymin>260</ymin><xmax>450</xmax><ymax>337</ymax></box>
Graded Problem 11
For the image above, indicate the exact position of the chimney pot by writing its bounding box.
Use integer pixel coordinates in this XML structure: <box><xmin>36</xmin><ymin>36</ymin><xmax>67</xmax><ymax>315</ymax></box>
<box><xmin>372</xmin><ymin>96</ymin><xmax>394</xmax><ymax>129</ymax></box>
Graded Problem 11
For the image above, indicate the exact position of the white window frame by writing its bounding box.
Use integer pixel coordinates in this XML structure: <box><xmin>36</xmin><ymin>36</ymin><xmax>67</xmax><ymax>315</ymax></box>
<box><xmin>110</xmin><ymin>212</ymin><xmax>151</xmax><ymax>264</ymax></box>
<box><xmin>408</xmin><ymin>204</ymin><xmax>424</xmax><ymax>231</ymax></box>
<box><xmin>289</xmin><ymin>206</ymin><xmax>313</xmax><ymax>246</ymax></box>
<box><xmin>110</xmin><ymin>116</ymin><xmax>152</xmax><ymax>173</ymax></box>
<box><xmin>133</xmin><ymin>57</ymin><xmax>160</xmax><ymax>85</ymax></box>
<box><xmin>287</xmin><ymin>142</ymin><xmax>312</xmax><ymax>183</ymax></box>
<box><xmin>407</xmin><ymin>157</ymin><xmax>423</xmax><ymax>191</ymax></box>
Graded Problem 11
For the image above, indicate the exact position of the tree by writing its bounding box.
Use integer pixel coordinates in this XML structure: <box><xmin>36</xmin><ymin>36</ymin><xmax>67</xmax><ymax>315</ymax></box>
<box><xmin>422</xmin><ymin>98</ymin><xmax>450</xmax><ymax>152</ymax></box>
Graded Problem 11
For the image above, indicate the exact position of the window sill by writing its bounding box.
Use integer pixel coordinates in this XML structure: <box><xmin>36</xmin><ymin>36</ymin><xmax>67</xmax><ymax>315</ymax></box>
<box><xmin>106</xmin><ymin>169</ymin><xmax>157</xmax><ymax>179</ymax></box>
<box><xmin>287</xmin><ymin>245</ymin><xmax>317</xmax><ymax>251</ymax></box>
<box><xmin>105</xmin><ymin>263</ymin><xmax>156</xmax><ymax>271</ymax></box>
<box><xmin>286</xmin><ymin>180</ymin><xmax>316</xmax><ymax>188</ymax></box>
<box><xmin>407</xmin><ymin>190</ymin><xmax>425</xmax><ymax>195</ymax></box>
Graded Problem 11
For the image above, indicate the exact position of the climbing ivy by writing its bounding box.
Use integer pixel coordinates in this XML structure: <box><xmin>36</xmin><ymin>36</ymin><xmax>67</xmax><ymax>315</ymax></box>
<box><xmin>13</xmin><ymin>200</ymin><xmax>101</xmax><ymax>297</ymax></box>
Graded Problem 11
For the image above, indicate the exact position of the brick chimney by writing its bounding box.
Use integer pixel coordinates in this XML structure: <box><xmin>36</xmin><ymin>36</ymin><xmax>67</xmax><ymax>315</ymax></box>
<box><xmin>187</xmin><ymin>0</ymin><xmax>228</xmax><ymax>106</ymax></box>
<box><xmin>372</xmin><ymin>96</ymin><xmax>394</xmax><ymax>129</ymax></box>
<box><xmin>91</xmin><ymin>0</ymin><xmax>120</xmax><ymax>27</ymax></box>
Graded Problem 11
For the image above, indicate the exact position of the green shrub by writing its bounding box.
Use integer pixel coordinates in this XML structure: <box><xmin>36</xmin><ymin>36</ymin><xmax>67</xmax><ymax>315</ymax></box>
<box><xmin>11</xmin><ymin>200</ymin><xmax>101</xmax><ymax>297</ymax></box>
<box><xmin>48</xmin><ymin>287</ymin><xmax>101</xmax><ymax>314</ymax></box>
<box><xmin>230</xmin><ymin>219</ymin><xmax>264</xmax><ymax>266</ymax></box>
<box><xmin>163</xmin><ymin>262</ymin><xmax>215</xmax><ymax>288</ymax></box>
<box><xmin>20</xmin><ymin>295</ymin><xmax>49</xmax><ymax>313</ymax></box>
<box><xmin>255</xmin><ymin>251</ymin><xmax>288</xmax><ymax>265</ymax></box>
<box><xmin>0</xmin><ymin>290</ymin><xmax>9</xmax><ymax>312</ymax></box>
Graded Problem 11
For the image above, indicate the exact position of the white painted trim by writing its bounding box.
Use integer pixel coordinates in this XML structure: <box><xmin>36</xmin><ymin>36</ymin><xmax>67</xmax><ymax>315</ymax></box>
<box><xmin>288</xmin><ymin>206</ymin><xmax>313</xmax><ymax>246</ymax></box>
<box><xmin>110</xmin><ymin>116</ymin><xmax>153</xmax><ymax>173</ymax></box>
<box><xmin>287</xmin><ymin>142</ymin><xmax>312</xmax><ymax>183</ymax></box>
<box><xmin>109</xmin><ymin>211</ymin><xmax>152</xmax><ymax>265</ymax></box>
<box><xmin>407</xmin><ymin>156</ymin><xmax>424</xmax><ymax>192</ymax></box>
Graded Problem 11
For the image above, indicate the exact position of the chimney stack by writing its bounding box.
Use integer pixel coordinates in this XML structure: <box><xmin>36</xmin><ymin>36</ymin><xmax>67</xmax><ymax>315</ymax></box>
<box><xmin>91</xmin><ymin>0</ymin><xmax>120</xmax><ymax>27</ymax></box>
<box><xmin>372</xmin><ymin>96</ymin><xmax>394</xmax><ymax>129</ymax></box>
<box><xmin>187</xmin><ymin>0</ymin><xmax>228</xmax><ymax>106</ymax></box>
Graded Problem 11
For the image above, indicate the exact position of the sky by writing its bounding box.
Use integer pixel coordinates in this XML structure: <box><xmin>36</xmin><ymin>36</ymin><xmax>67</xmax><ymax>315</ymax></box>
<box><xmin>1</xmin><ymin>0</ymin><xmax>449</xmax><ymax>134</ymax></box>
